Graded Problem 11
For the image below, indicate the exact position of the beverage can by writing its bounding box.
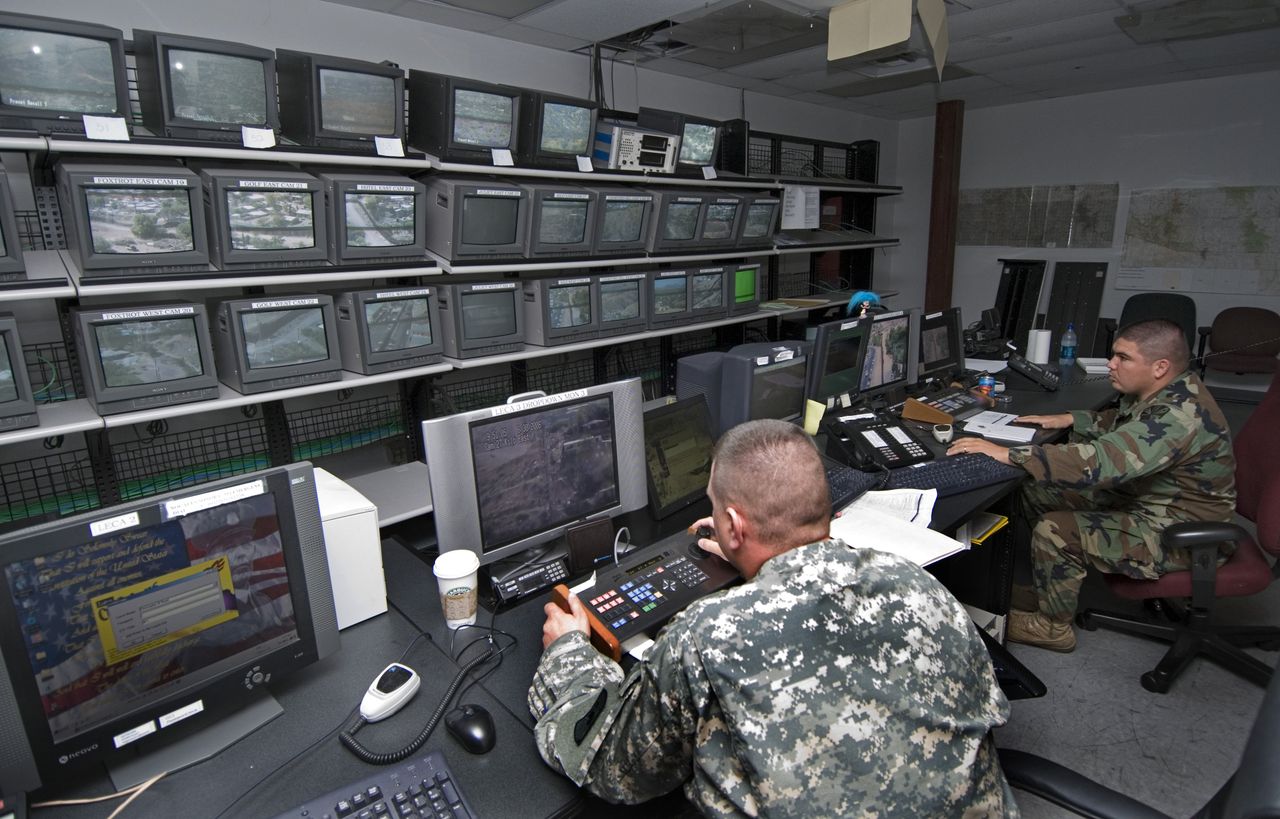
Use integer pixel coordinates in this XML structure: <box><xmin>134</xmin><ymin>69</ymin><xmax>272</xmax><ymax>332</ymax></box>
<box><xmin>978</xmin><ymin>374</ymin><xmax>996</xmax><ymax>395</ymax></box>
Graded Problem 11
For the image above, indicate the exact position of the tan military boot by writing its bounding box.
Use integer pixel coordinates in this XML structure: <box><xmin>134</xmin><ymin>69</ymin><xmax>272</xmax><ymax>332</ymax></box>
<box><xmin>1007</xmin><ymin>611</ymin><xmax>1076</xmax><ymax>652</ymax></box>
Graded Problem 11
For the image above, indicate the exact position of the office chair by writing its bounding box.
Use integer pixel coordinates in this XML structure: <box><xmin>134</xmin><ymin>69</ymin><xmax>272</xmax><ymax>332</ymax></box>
<box><xmin>1075</xmin><ymin>374</ymin><xmax>1280</xmax><ymax>693</ymax></box>
<box><xmin>1114</xmin><ymin>292</ymin><xmax>1198</xmax><ymax>353</ymax></box>
<box><xmin>1196</xmin><ymin>306</ymin><xmax>1280</xmax><ymax>376</ymax></box>
<box><xmin>998</xmin><ymin>658</ymin><xmax>1280</xmax><ymax>819</ymax></box>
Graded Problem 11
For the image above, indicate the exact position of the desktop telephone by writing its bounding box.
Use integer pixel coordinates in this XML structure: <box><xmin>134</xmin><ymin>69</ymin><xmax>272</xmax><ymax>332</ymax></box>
<box><xmin>825</xmin><ymin>413</ymin><xmax>934</xmax><ymax>471</ymax></box>
<box><xmin>1005</xmin><ymin>349</ymin><xmax>1061</xmax><ymax>391</ymax></box>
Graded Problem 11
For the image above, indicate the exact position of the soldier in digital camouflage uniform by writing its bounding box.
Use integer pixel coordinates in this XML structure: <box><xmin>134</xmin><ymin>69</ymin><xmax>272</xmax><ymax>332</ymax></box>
<box><xmin>529</xmin><ymin>419</ymin><xmax>1018</xmax><ymax>818</ymax></box>
<box><xmin>950</xmin><ymin>318</ymin><xmax>1236</xmax><ymax>652</ymax></box>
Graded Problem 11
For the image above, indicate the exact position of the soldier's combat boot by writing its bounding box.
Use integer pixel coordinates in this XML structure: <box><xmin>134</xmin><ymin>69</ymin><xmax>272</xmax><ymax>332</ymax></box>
<box><xmin>1007</xmin><ymin>611</ymin><xmax>1076</xmax><ymax>652</ymax></box>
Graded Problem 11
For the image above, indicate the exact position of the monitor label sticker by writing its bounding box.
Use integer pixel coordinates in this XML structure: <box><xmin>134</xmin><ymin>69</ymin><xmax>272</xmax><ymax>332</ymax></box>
<box><xmin>101</xmin><ymin>307</ymin><xmax>196</xmax><ymax>320</ymax></box>
<box><xmin>606</xmin><ymin>195</ymin><xmax>651</xmax><ymax>202</ymax></box>
<box><xmin>490</xmin><ymin>388</ymin><xmax>588</xmax><ymax>417</ymax></box>
<box><xmin>469</xmin><ymin>283</ymin><xmax>516</xmax><ymax>291</ymax></box>
<box><xmin>576</xmin><ymin>156</ymin><xmax>593</xmax><ymax>173</ymax></box>
<box><xmin>92</xmin><ymin>177</ymin><xmax>189</xmax><ymax>187</ymax></box>
<box><xmin>89</xmin><ymin>512</ymin><xmax>140</xmax><ymax>539</ymax></box>
<box><xmin>240</xmin><ymin>126</ymin><xmax>276</xmax><ymax>149</ymax></box>
<box><xmin>163</xmin><ymin>479</ymin><xmax>265</xmax><ymax>520</ymax></box>
<box><xmin>158</xmin><ymin>700</ymin><xmax>205</xmax><ymax>729</ymax></box>
<box><xmin>476</xmin><ymin>189</ymin><xmax>521</xmax><ymax>197</ymax></box>
<box><xmin>238</xmin><ymin>180</ymin><xmax>309</xmax><ymax>189</ymax></box>
<box><xmin>841</xmin><ymin>320</ymin><xmax>859</xmax><ymax>330</ymax></box>
<box><xmin>555</xmin><ymin>277</ymin><xmax>591</xmax><ymax>286</ymax></box>
<box><xmin>355</xmin><ymin>184</ymin><xmax>414</xmax><ymax>192</ymax></box>
<box><xmin>113</xmin><ymin>720</ymin><xmax>157</xmax><ymax>749</ymax></box>
<box><xmin>490</xmin><ymin>148</ymin><xmax>515</xmax><ymax>166</ymax></box>
<box><xmin>374</xmin><ymin>136</ymin><xmax>405</xmax><ymax>157</ymax></box>
<box><xmin>550</xmin><ymin>192</ymin><xmax>589</xmax><ymax>200</ymax></box>
<box><xmin>249</xmin><ymin>298</ymin><xmax>320</xmax><ymax>310</ymax></box>
<box><xmin>375</xmin><ymin>289</ymin><xmax>432</xmax><ymax>299</ymax></box>
<box><xmin>600</xmin><ymin>273</ymin><xmax>645</xmax><ymax>281</ymax></box>
<box><xmin>83</xmin><ymin>115</ymin><xmax>130</xmax><ymax>142</ymax></box>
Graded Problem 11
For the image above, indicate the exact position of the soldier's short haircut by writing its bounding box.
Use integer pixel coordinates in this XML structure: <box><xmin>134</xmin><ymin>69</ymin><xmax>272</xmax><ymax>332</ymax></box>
<box><xmin>1116</xmin><ymin>318</ymin><xmax>1190</xmax><ymax>372</ymax></box>
<box><xmin>710</xmin><ymin>419</ymin><xmax>830</xmax><ymax>549</ymax></box>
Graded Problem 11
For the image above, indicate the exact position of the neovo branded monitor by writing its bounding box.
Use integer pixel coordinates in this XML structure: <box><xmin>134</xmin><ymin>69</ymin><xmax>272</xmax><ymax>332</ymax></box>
<box><xmin>276</xmin><ymin>49</ymin><xmax>405</xmax><ymax>151</ymax></box>
<box><xmin>523</xmin><ymin>274</ymin><xmax>599</xmax><ymax>346</ymax></box>
<box><xmin>595</xmin><ymin>272</ymin><xmax>649</xmax><ymax>338</ymax></box>
<box><xmin>436</xmin><ymin>281</ymin><xmax>525</xmax><ymax>359</ymax></box>
<box><xmin>0</xmin><ymin>313</ymin><xmax>38</xmax><ymax>431</ymax></box>
<box><xmin>422</xmin><ymin>176</ymin><xmax>529</xmax><ymax>264</ymax></box>
<box><xmin>335</xmin><ymin>286</ymin><xmax>443</xmax><ymax>374</ymax></box>
<box><xmin>196</xmin><ymin>165</ymin><xmax>328</xmax><ymax>271</ymax></box>
<box><xmin>407</xmin><ymin>71</ymin><xmax>522</xmax><ymax>164</ymax></box>
<box><xmin>212</xmin><ymin>295</ymin><xmax>343</xmax><ymax>394</ymax></box>
<box><xmin>517</xmin><ymin>90</ymin><xmax>597</xmax><ymax>170</ymax></box>
<box><xmin>312</xmin><ymin>169</ymin><xmax>427</xmax><ymax>267</ymax></box>
<box><xmin>590</xmin><ymin>187</ymin><xmax>654</xmax><ymax>257</ymax></box>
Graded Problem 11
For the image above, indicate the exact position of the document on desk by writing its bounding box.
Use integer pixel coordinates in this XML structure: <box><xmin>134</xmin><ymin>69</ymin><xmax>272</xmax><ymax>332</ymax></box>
<box><xmin>830</xmin><ymin>505</ymin><xmax>967</xmax><ymax>567</ymax></box>
<box><xmin>842</xmin><ymin>487</ymin><xmax>937</xmax><ymax>528</ymax></box>
<box><xmin>963</xmin><ymin>410</ymin><xmax>1037</xmax><ymax>443</ymax></box>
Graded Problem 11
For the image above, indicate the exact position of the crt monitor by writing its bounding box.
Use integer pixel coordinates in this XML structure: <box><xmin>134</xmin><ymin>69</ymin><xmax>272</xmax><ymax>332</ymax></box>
<box><xmin>646</xmin><ymin>189</ymin><xmax>709</xmax><ymax>254</ymax></box>
<box><xmin>132</xmin><ymin>30</ymin><xmax>279</xmax><ymax>142</ymax></box>
<box><xmin>520</xmin><ymin>183</ymin><xmax>597</xmax><ymax>259</ymax></box>
<box><xmin>423</xmin><ymin>377</ymin><xmax>648</xmax><ymax>566</ymax></box>
<box><xmin>436</xmin><ymin>281</ymin><xmax>526</xmax><ymax>359</ymax></box>
<box><xmin>312</xmin><ymin>169</ymin><xmax>427</xmax><ymax>267</ymax></box>
<box><xmin>806</xmin><ymin>315</ymin><xmax>871</xmax><ymax>406</ymax></box>
<box><xmin>689</xmin><ymin>265</ymin><xmax>730</xmax><ymax>321</ymax></box>
<box><xmin>0</xmin><ymin>462</ymin><xmax>340</xmax><ymax>796</ymax></box>
<box><xmin>0</xmin><ymin>12</ymin><xmax>129</xmax><ymax>136</ymax></box>
<box><xmin>335</xmin><ymin>286</ymin><xmax>444</xmax><ymax>375</ymax></box>
<box><xmin>590</xmin><ymin>187</ymin><xmax>654</xmax><ymax>257</ymax></box>
<box><xmin>55</xmin><ymin>161</ymin><xmax>211</xmax><ymax>281</ymax></box>
<box><xmin>517</xmin><ymin>90</ymin><xmax>597</xmax><ymax>170</ymax></box>
<box><xmin>643</xmin><ymin>394</ymin><xmax>716</xmax><ymax>521</ymax></box>
<box><xmin>647</xmin><ymin>269</ymin><xmax>693</xmax><ymax>329</ymax></box>
<box><xmin>0</xmin><ymin>168</ymin><xmax>27</xmax><ymax>279</ymax></box>
<box><xmin>407</xmin><ymin>71</ymin><xmax>522</xmax><ymax>164</ymax></box>
<box><xmin>729</xmin><ymin>263</ymin><xmax>763</xmax><ymax>315</ymax></box>
<box><xmin>718</xmin><ymin>341</ymin><xmax>809</xmax><ymax>434</ymax></box>
<box><xmin>523</xmin><ymin>274</ymin><xmax>599</xmax><ymax>346</ymax></box>
<box><xmin>196</xmin><ymin>164</ymin><xmax>329</xmax><ymax>270</ymax></box>
<box><xmin>595</xmin><ymin>272</ymin><xmax>649</xmax><ymax>338</ymax></box>
<box><xmin>737</xmin><ymin>193</ymin><xmax>781</xmax><ymax>249</ymax></box>
<box><xmin>422</xmin><ymin>176</ymin><xmax>529</xmax><ymax>264</ymax></box>
<box><xmin>918</xmin><ymin>306</ymin><xmax>965</xmax><ymax>383</ymax></box>
<box><xmin>859</xmin><ymin>308</ymin><xmax>920</xmax><ymax>401</ymax></box>
<box><xmin>0</xmin><ymin>314</ymin><xmax>37</xmax><ymax>432</ymax></box>
<box><xmin>212</xmin><ymin>295</ymin><xmax>343</xmax><ymax>395</ymax></box>
<box><xmin>71</xmin><ymin>302</ymin><xmax>220</xmax><ymax>416</ymax></box>
<box><xmin>275</xmin><ymin>49</ymin><xmax>406</xmax><ymax>151</ymax></box>
<box><xmin>698</xmin><ymin>192</ymin><xmax>744</xmax><ymax>251</ymax></box>
<box><xmin>636</xmin><ymin>108</ymin><xmax>722</xmax><ymax>168</ymax></box>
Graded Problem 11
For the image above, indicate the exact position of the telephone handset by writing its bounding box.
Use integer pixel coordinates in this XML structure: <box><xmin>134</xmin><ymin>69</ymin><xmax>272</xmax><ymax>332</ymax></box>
<box><xmin>1005</xmin><ymin>347</ymin><xmax>1061</xmax><ymax>391</ymax></box>
<box><xmin>829</xmin><ymin>413</ymin><xmax>934</xmax><ymax>471</ymax></box>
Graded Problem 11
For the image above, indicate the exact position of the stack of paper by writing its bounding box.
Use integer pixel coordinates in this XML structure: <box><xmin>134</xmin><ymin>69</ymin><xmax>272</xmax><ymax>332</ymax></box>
<box><xmin>1076</xmin><ymin>357</ymin><xmax>1109</xmax><ymax>375</ymax></box>
<box><xmin>830</xmin><ymin>504</ymin><xmax>967</xmax><ymax>567</ymax></box>
<box><xmin>963</xmin><ymin>410</ymin><xmax>1036</xmax><ymax>443</ymax></box>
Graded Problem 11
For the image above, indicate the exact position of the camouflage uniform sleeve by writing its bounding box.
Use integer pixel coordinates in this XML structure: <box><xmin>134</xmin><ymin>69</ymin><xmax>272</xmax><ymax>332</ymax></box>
<box><xmin>527</xmin><ymin>628</ymin><xmax>699</xmax><ymax>804</ymax></box>
<box><xmin>1013</xmin><ymin>402</ymin><xmax>1196</xmax><ymax>490</ymax></box>
<box><xmin>1069</xmin><ymin>407</ymin><xmax>1117</xmax><ymax>441</ymax></box>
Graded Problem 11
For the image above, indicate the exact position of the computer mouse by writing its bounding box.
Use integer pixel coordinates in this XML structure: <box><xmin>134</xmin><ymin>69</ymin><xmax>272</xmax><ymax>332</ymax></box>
<box><xmin>445</xmin><ymin>703</ymin><xmax>496</xmax><ymax>754</ymax></box>
<box><xmin>932</xmin><ymin>424</ymin><xmax>954</xmax><ymax>444</ymax></box>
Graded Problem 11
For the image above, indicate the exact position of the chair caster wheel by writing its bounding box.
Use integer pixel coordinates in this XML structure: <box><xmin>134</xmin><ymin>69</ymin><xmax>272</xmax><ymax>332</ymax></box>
<box><xmin>1141</xmin><ymin>671</ymin><xmax>1171</xmax><ymax>694</ymax></box>
<box><xmin>1075</xmin><ymin>612</ymin><xmax>1097</xmax><ymax>631</ymax></box>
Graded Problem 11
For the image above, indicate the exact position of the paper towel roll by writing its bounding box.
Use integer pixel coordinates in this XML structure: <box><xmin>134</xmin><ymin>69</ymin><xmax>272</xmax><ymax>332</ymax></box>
<box><xmin>1027</xmin><ymin>329</ymin><xmax>1052</xmax><ymax>364</ymax></box>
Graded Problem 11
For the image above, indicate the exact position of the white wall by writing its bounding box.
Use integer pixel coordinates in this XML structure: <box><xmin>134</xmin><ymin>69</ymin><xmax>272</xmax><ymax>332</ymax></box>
<box><xmin>893</xmin><ymin>70</ymin><xmax>1280</xmax><ymax>335</ymax></box>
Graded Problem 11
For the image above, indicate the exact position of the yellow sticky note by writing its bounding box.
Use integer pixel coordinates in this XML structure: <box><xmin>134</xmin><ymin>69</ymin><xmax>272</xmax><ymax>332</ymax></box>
<box><xmin>803</xmin><ymin>399</ymin><xmax>826</xmax><ymax>436</ymax></box>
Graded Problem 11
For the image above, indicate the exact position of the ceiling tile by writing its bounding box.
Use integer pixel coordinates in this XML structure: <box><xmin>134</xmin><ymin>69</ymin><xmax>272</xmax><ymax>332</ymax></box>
<box><xmin>491</xmin><ymin>21</ymin><xmax>591</xmax><ymax>50</ymax></box>
<box><xmin>956</xmin><ymin>33</ymin><xmax>1139</xmax><ymax>75</ymax></box>
<box><xmin>517</xmin><ymin>0</ymin><xmax>708</xmax><ymax>44</ymax></box>
<box><xmin>1165</xmin><ymin>27</ymin><xmax>1280</xmax><ymax>62</ymax></box>
<box><xmin>771</xmin><ymin>67</ymin><xmax>865</xmax><ymax>92</ymax></box>
<box><xmin>723</xmin><ymin>44</ymin><xmax>829</xmax><ymax>79</ymax></box>
<box><xmin>425</xmin><ymin>0</ymin><xmax>557</xmax><ymax>18</ymax></box>
<box><xmin>947</xmin><ymin>0</ymin><xmax>1124</xmax><ymax>42</ymax></box>
<box><xmin>697</xmin><ymin>70</ymin><xmax>791</xmax><ymax>90</ymax></box>
<box><xmin>383</xmin><ymin>0</ymin><xmax>507</xmax><ymax>31</ymax></box>
<box><xmin>637</xmin><ymin>56</ymin><xmax>721</xmax><ymax>78</ymax></box>
<box><xmin>664</xmin><ymin>1</ymin><xmax>828</xmax><ymax>70</ymax></box>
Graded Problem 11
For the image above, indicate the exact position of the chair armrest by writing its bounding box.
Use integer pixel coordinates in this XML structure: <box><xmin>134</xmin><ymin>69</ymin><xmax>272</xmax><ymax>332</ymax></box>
<box><xmin>1161</xmin><ymin>521</ymin><xmax>1248</xmax><ymax>551</ymax></box>
<box><xmin>998</xmin><ymin>749</ymin><xmax>1174</xmax><ymax>819</ymax></box>
<box><xmin>1196</xmin><ymin>326</ymin><xmax>1211</xmax><ymax>373</ymax></box>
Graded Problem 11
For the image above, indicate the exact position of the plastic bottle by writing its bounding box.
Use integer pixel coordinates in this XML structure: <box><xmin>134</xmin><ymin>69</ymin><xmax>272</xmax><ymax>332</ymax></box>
<box><xmin>1058</xmin><ymin>322</ymin><xmax>1078</xmax><ymax>367</ymax></box>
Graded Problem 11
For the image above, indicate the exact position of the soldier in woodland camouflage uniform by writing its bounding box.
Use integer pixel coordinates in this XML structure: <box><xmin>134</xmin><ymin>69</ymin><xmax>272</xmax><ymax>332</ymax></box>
<box><xmin>529</xmin><ymin>419</ymin><xmax>1018</xmax><ymax>818</ymax></box>
<box><xmin>950</xmin><ymin>319</ymin><xmax>1236</xmax><ymax>652</ymax></box>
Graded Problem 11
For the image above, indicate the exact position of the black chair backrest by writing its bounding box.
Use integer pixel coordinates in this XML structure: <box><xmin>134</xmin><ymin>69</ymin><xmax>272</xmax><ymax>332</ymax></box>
<box><xmin>1219</xmin><ymin>659</ymin><xmax>1280</xmax><ymax>817</ymax></box>
<box><xmin>1119</xmin><ymin>293</ymin><xmax>1197</xmax><ymax>354</ymax></box>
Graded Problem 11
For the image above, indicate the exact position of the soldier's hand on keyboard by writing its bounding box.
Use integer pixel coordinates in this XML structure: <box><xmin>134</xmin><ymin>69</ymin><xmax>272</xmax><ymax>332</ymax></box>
<box><xmin>946</xmin><ymin>437</ymin><xmax>1012</xmax><ymax>464</ymax></box>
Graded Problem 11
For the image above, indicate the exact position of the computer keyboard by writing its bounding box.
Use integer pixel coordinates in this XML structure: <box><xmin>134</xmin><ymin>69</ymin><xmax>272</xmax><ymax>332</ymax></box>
<box><xmin>920</xmin><ymin>388</ymin><xmax>987</xmax><ymax>420</ymax></box>
<box><xmin>822</xmin><ymin>458</ymin><xmax>885</xmax><ymax>509</ymax></box>
<box><xmin>273</xmin><ymin>750</ymin><xmax>477</xmax><ymax>819</ymax></box>
<box><xmin>884</xmin><ymin>453</ymin><xmax>1025</xmax><ymax>497</ymax></box>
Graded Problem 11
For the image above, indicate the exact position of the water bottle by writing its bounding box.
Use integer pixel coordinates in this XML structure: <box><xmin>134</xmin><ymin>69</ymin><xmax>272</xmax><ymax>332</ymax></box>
<box><xmin>1058</xmin><ymin>322</ymin><xmax>1078</xmax><ymax>367</ymax></box>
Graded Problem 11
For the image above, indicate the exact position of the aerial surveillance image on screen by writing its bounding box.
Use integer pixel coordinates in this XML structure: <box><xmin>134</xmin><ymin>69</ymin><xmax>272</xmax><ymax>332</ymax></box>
<box><xmin>692</xmin><ymin>273</ymin><xmax>723</xmax><ymax>310</ymax></box>
<box><xmin>471</xmin><ymin>395</ymin><xmax>619</xmax><ymax>549</ymax></box>
<box><xmin>549</xmin><ymin>284</ymin><xmax>591</xmax><ymax>329</ymax></box>
<box><xmin>95</xmin><ymin>318</ymin><xmax>203</xmax><ymax>387</ymax></box>
<box><xmin>601</xmin><ymin>201</ymin><xmax>645</xmax><ymax>244</ymax></box>
<box><xmin>663</xmin><ymin>203</ymin><xmax>699</xmax><ymax>241</ymax></box>
<box><xmin>541</xmin><ymin>103</ymin><xmax>591</xmax><ymax>155</ymax></box>
<box><xmin>168</xmin><ymin>49</ymin><xmax>266</xmax><ymax>124</ymax></box>
<box><xmin>366</xmin><ymin>298</ymin><xmax>432</xmax><ymax>352</ymax></box>
<box><xmin>226</xmin><ymin>191</ymin><xmax>316</xmax><ymax>250</ymax></box>
<box><xmin>462</xmin><ymin>291</ymin><xmax>517</xmax><ymax>339</ymax></box>
<box><xmin>242</xmin><ymin>308</ymin><xmax>330</xmax><ymax>368</ymax></box>
<box><xmin>702</xmin><ymin>203</ymin><xmax>737</xmax><ymax>240</ymax></box>
<box><xmin>861</xmin><ymin>316</ymin><xmax>910</xmax><ymax>390</ymax></box>
<box><xmin>645</xmin><ymin>403</ymin><xmax>714</xmax><ymax>513</ymax></box>
<box><xmin>600</xmin><ymin>280</ymin><xmax>640</xmax><ymax>322</ymax></box>
<box><xmin>0</xmin><ymin>29</ymin><xmax>118</xmax><ymax>114</ymax></box>
<box><xmin>653</xmin><ymin>277</ymin><xmax>687</xmax><ymax>316</ymax></box>
<box><xmin>539</xmin><ymin>200</ymin><xmax>587</xmax><ymax>245</ymax></box>
<box><xmin>453</xmin><ymin>89</ymin><xmax>512</xmax><ymax>148</ymax></box>
<box><xmin>1</xmin><ymin>491</ymin><xmax>298</xmax><ymax>745</ymax></box>
<box><xmin>346</xmin><ymin>193</ymin><xmax>415</xmax><ymax>247</ymax></box>
<box><xmin>742</xmin><ymin>203</ymin><xmax>775</xmax><ymax>238</ymax></box>
<box><xmin>0</xmin><ymin>335</ymin><xmax>16</xmax><ymax>403</ymax></box>
<box><xmin>319</xmin><ymin>68</ymin><xmax>397</xmax><ymax>135</ymax></box>
<box><xmin>85</xmin><ymin>189</ymin><xmax>195</xmax><ymax>255</ymax></box>
<box><xmin>680</xmin><ymin>123</ymin><xmax>717</xmax><ymax>165</ymax></box>
<box><xmin>921</xmin><ymin>324</ymin><xmax>951</xmax><ymax>368</ymax></box>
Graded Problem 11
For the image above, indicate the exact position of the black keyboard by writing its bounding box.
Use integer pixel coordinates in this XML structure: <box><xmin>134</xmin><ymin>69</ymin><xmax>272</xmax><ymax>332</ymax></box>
<box><xmin>273</xmin><ymin>750</ymin><xmax>477</xmax><ymax>819</ymax></box>
<box><xmin>822</xmin><ymin>458</ymin><xmax>884</xmax><ymax>509</ymax></box>
<box><xmin>884</xmin><ymin>453</ymin><xmax>1024</xmax><ymax>497</ymax></box>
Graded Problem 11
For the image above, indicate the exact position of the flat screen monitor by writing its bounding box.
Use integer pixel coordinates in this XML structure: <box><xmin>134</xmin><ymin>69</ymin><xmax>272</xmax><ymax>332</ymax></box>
<box><xmin>276</xmin><ymin>49</ymin><xmax>405</xmax><ymax>151</ymax></box>
<box><xmin>517</xmin><ymin>91</ymin><xmax>597</xmax><ymax>170</ymax></box>
<box><xmin>436</xmin><ymin>281</ymin><xmax>525</xmax><ymax>359</ymax></box>
<box><xmin>719</xmin><ymin>341</ymin><xmax>809</xmax><ymax>435</ymax></box>
<box><xmin>595</xmin><ymin>272</ymin><xmax>648</xmax><ymax>337</ymax></box>
<box><xmin>636</xmin><ymin>108</ymin><xmax>721</xmax><ymax>169</ymax></box>
<box><xmin>648</xmin><ymin>269</ymin><xmax>693</xmax><ymax>329</ymax></box>
<box><xmin>71</xmin><ymin>302</ymin><xmax>220</xmax><ymax>416</ymax></box>
<box><xmin>212</xmin><ymin>295</ymin><xmax>342</xmax><ymax>395</ymax></box>
<box><xmin>0</xmin><ymin>168</ymin><xmax>27</xmax><ymax>279</ymax></box>
<box><xmin>643</xmin><ymin>395</ymin><xmax>716</xmax><ymax>520</ymax></box>
<box><xmin>312</xmin><ymin>170</ymin><xmax>427</xmax><ymax>267</ymax></box>
<box><xmin>407</xmin><ymin>71</ymin><xmax>522</xmax><ymax>164</ymax></box>
<box><xmin>0</xmin><ymin>463</ymin><xmax>340</xmax><ymax>795</ymax></box>
<box><xmin>423</xmin><ymin>378</ymin><xmax>647</xmax><ymax>566</ymax></box>
<box><xmin>590</xmin><ymin>187</ymin><xmax>654</xmax><ymax>257</ymax></box>
<box><xmin>133</xmin><ymin>30</ymin><xmax>278</xmax><ymax>142</ymax></box>
<box><xmin>689</xmin><ymin>265</ymin><xmax>730</xmax><ymax>321</ymax></box>
<box><xmin>55</xmin><ymin>161</ymin><xmax>211</xmax><ymax>281</ymax></box>
<box><xmin>521</xmin><ymin>184</ymin><xmax>596</xmax><ymax>258</ymax></box>
<box><xmin>196</xmin><ymin>165</ymin><xmax>329</xmax><ymax>270</ymax></box>
<box><xmin>737</xmin><ymin>193</ymin><xmax>780</xmax><ymax>249</ymax></box>
<box><xmin>422</xmin><ymin>176</ymin><xmax>529</xmax><ymax>264</ymax></box>
<box><xmin>335</xmin><ymin>287</ymin><xmax>443</xmax><ymax>374</ymax></box>
<box><xmin>729</xmin><ymin>263</ymin><xmax>763</xmax><ymax>315</ymax></box>
<box><xmin>806</xmin><ymin>316</ymin><xmax>871</xmax><ymax>406</ymax></box>
<box><xmin>698</xmin><ymin>193</ymin><xmax>743</xmax><ymax>250</ymax></box>
<box><xmin>647</xmin><ymin>189</ymin><xmax>708</xmax><ymax>254</ymax></box>
<box><xmin>918</xmin><ymin>306</ymin><xmax>965</xmax><ymax>383</ymax></box>
<box><xmin>0</xmin><ymin>314</ymin><xmax>37</xmax><ymax>432</ymax></box>
<box><xmin>0</xmin><ymin>13</ymin><xmax>129</xmax><ymax>135</ymax></box>
<box><xmin>859</xmin><ymin>308</ymin><xmax>920</xmax><ymax>401</ymax></box>
<box><xmin>523</xmin><ymin>274</ymin><xmax>598</xmax><ymax>346</ymax></box>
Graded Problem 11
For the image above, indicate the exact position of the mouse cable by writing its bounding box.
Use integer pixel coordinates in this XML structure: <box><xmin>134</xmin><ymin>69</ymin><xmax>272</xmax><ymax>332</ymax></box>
<box><xmin>339</xmin><ymin>643</ymin><xmax>499</xmax><ymax>765</ymax></box>
<box><xmin>449</xmin><ymin>626</ymin><xmax>518</xmax><ymax>704</ymax></box>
